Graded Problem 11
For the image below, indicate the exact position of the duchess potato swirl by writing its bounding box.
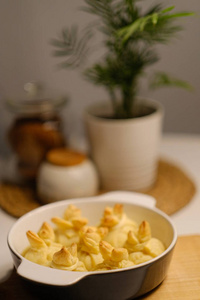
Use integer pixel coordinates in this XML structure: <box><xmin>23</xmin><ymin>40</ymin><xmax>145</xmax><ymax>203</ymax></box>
<box><xmin>22</xmin><ymin>203</ymin><xmax>165</xmax><ymax>271</ymax></box>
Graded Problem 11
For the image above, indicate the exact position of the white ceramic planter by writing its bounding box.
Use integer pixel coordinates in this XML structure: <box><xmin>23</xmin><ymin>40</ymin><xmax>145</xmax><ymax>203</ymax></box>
<box><xmin>84</xmin><ymin>99</ymin><xmax>164</xmax><ymax>191</ymax></box>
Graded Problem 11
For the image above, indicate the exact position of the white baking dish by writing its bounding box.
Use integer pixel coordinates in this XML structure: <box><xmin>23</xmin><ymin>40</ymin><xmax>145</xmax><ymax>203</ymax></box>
<box><xmin>8</xmin><ymin>191</ymin><xmax>177</xmax><ymax>299</ymax></box>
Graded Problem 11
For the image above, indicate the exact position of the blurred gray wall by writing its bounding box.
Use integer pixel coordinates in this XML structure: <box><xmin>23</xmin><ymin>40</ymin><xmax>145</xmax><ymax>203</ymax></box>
<box><xmin>0</xmin><ymin>0</ymin><xmax>199</xmax><ymax>155</ymax></box>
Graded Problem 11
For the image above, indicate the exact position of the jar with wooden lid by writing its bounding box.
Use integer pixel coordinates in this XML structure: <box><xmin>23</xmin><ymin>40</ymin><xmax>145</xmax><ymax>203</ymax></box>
<box><xmin>37</xmin><ymin>148</ymin><xmax>99</xmax><ymax>203</ymax></box>
<box><xmin>6</xmin><ymin>83</ymin><xmax>67</xmax><ymax>182</ymax></box>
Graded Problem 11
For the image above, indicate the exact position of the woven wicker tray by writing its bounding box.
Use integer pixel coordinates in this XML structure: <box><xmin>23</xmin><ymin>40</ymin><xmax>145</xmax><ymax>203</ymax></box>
<box><xmin>0</xmin><ymin>159</ymin><xmax>196</xmax><ymax>218</ymax></box>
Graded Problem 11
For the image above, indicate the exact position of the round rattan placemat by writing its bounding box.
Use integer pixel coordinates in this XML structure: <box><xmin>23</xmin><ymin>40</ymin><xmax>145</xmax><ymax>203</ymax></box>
<box><xmin>0</xmin><ymin>183</ymin><xmax>40</xmax><ymax>218</ymax></box>
<box><xmin>0</xmin><ymin>159</ymin><xmax>196</xmax><ymax>218</ymax></box>
<box><xmin>143</xmin><ymin>159</ymin><xmax>196</xmax><ymax>215</ymax></box>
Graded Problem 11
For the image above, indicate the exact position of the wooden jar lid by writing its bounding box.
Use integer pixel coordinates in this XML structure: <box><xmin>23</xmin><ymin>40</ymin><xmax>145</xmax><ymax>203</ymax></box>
<box><xmin>46</xmin><ymin>148</ymin><xmax>87</xmax><ymax>166</ymax></box>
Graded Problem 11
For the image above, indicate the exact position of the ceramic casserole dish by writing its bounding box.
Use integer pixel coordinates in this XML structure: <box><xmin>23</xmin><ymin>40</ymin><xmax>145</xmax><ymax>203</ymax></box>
<box><xmin>8</xmin><ymin>191</ymin><xmax>177</xmax><ymax>300</ymax></box>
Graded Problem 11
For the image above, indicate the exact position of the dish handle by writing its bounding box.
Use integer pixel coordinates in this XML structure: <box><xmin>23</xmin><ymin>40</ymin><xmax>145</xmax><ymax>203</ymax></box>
<box><xmin>97</xmin><ymin>191</ymin><xmax>156</xmax><ymax>208</ymax></box>
<box><xmin>17</xmin><ymin>260</ymin><xmax>89</xmax><ymax>286</ymax></box>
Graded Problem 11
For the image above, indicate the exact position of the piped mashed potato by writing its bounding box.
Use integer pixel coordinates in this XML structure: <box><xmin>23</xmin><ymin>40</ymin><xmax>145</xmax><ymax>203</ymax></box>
<box><xmin>22</xmin><ymin>203</ymin><xmax>165</xmax><ymax>272</ymax></box>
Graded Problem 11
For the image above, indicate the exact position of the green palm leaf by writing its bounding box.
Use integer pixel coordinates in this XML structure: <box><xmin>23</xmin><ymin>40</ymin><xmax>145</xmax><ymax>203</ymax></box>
<box><xmin>51</xmin><ymin>1</ymin><xmax>194</xmax><ymax>118</ymax></box>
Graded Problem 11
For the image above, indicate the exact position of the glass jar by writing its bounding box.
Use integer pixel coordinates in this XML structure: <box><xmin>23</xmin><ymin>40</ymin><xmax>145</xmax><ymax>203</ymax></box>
<box><xmin>6</xmin><ymin>82</ymin><xmax>68</xmax><ymax>182</ymax></box>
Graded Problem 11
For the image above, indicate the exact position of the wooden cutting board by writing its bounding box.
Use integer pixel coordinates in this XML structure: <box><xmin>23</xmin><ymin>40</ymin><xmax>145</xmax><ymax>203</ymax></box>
<box><xmin>140</xmin><ymin>235</ymin><xmax>200</xmax><ymax>299</ymax></box>
<box><xmin>0</xmin><ymin>236</ymin><xmax>199</xmax><ymax>299</ymax></box>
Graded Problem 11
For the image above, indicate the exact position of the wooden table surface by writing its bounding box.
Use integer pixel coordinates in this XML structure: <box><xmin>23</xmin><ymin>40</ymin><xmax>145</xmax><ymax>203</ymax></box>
<box><xmin>139</xmin><ymin>235</ymin><xmax>200</xmax><ymax>299</ymax></box>
<box><xmin>0</xmin><ymin>235</ymin><xmax>199</xmax><ymax>299</ymax></box>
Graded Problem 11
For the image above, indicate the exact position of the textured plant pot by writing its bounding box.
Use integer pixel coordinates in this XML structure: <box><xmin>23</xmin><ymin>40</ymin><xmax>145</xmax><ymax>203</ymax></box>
<box><xmin>84</xmin><ymin>99</ymin><xmax>164</xmax><ymax>191</ymax></box>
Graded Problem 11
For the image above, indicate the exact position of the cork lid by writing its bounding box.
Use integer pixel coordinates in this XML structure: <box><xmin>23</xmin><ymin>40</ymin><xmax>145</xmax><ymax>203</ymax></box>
<box><xmin>46</xmin><ymin>148</ymin><xmax>87</xmax><ymax>166</ymax></box>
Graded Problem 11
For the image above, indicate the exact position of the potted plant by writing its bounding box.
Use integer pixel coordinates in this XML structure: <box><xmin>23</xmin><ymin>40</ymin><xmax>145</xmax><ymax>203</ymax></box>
<box><xmin>51</xmin><ymin>0</ymin><xmax>193</xmax><ymax>191</ymax></box>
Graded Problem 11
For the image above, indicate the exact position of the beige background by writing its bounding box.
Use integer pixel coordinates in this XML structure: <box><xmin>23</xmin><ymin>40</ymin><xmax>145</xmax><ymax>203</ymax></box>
<box><xmin>0</xmin><ymin>0</ymin><xmax>199</xmax><ymax>155</ymax></box>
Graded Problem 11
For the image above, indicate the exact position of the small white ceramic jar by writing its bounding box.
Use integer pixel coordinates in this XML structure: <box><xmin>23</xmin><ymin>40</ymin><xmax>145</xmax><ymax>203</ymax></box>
<box><xmin>37</xmin><ymin>148</ymin><xmax>99</xmax><ymax>203</ymax></box>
